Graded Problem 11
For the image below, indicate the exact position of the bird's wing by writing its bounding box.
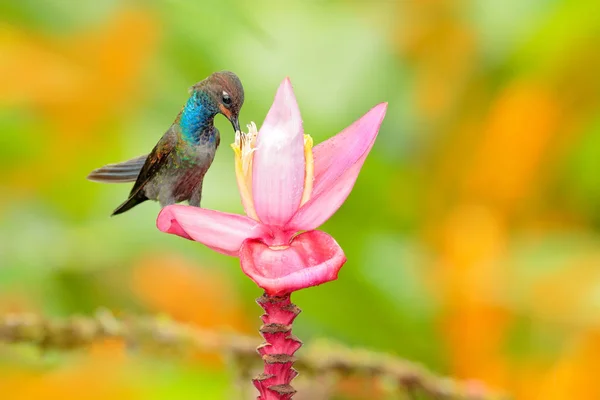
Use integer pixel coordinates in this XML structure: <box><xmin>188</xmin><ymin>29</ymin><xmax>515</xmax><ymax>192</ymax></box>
<box><xmin>87</xmin><ymin>154</ymin><xmax>148</xmax><ymax>183</ymax></box>
<box><xmin>126</xmin><ymin>129</ymin><xmax>178</xmax><ymax>199</ymax></box>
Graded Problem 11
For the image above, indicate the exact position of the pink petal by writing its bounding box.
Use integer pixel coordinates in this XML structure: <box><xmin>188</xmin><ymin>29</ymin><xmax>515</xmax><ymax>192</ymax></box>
<box><xmin>156</xmin><ymin>205</ymin><xmax>271</xmax><ymax>256</ymax></box>
<box><xmin>288</xmin><ymin>103</ymin><xmax>388</xmax><ymax>231</ymax></box>
<box><xmin>239</xmin><ymin>230</ymin><xmax>346</xmax><ymax>295</ymax></box>
<box><xmin>252</xmin><ymin>78</ymin><xmax>306</xmax><ymax>227</ymax></box>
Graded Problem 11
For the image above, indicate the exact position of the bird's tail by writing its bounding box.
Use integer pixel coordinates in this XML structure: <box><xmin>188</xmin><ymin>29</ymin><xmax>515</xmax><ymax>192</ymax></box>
<box><xmin>112</xmin><ymin>192</ymin><xmax>148</xmax><ymax>216</ymax></box>
<box><xmin>87</xmin><ymin>154</ymin><xmax>148</xmax><ymax>183</ymax></box>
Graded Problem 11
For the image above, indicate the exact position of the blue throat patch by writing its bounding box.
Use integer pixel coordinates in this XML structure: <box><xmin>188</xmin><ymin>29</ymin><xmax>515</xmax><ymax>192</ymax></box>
<box><xmin>180</xmin><ymin>92</ymin><xmax>215</xmax><ymax>144</ymax></box>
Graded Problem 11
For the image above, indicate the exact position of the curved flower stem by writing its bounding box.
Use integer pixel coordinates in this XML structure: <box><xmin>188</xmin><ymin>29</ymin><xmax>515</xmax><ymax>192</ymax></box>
<box><xmin>253</xmin><ymin>293</ymin><xmax>302</xmax><ymax>400</ymax></box>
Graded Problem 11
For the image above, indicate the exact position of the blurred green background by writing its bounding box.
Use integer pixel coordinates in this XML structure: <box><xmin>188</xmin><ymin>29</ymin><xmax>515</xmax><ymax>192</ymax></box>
<box><xmin>1</xmin><ymin>0</ymin><xmax>600</xmax><ymax>399</ymax></box>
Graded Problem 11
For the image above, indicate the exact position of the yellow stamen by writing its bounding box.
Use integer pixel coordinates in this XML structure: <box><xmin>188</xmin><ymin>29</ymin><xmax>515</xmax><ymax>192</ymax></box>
<box><xmin>231</xmin><ymin>122</ymin><xmax>259</xmax><ymax>220</ymax></box>
<box><xmin>300</xmin><ymin>134</ymin><xmax>314</xmax><ymax>206</ymax></box>
<box><xmin>232</xmin><ymin>126</ymin><xmax>314</xmax><ymax>218</ymax></box>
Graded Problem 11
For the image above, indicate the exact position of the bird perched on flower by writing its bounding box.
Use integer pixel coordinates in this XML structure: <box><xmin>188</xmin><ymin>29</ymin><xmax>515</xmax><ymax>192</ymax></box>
<box><xmin>157</xmin><ymin>77</ymin><xmax>387</xmax><ymax>295</ymax></box>
<box><xmin>87</xmin><ymin>71</ymin><xmax>244</xmax><ymax>216</ymax></box>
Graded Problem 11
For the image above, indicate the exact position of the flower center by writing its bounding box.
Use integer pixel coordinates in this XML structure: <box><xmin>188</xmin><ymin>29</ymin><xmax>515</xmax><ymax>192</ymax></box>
<box><xmin>231</xmin><ymin>123</ymin><xmax>314</xmax><ymax>221</ymax></box>
<box><xmin>301</xmin><ymin>134</ymin><xmax>314</xmax><ymax>207</ymax></box>
<box><xmin>231</xmin><ymin>122</ymin><xmax>259</xmax><ymax>220</ymax></box>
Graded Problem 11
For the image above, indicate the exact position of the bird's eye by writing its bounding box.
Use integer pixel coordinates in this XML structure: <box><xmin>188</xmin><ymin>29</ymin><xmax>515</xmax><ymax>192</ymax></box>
<box><xmin>222</xmin><ymin>92</ymin><xmax>232</xmax><ymax>106</ymax></box>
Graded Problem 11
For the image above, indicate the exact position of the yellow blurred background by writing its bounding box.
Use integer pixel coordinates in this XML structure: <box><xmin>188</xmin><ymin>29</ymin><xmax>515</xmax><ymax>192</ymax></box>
<box><xmin>1</xmin><ymin>0</ymin><xmax>600</xmax><ymax>399</ymax></box>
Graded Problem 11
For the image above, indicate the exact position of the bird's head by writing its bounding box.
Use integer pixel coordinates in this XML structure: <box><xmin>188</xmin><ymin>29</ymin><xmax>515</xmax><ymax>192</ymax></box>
<box><xmin>191</xmin><ymin>71</ymin><xmax>245</xmax><ymax>133</ymax></box>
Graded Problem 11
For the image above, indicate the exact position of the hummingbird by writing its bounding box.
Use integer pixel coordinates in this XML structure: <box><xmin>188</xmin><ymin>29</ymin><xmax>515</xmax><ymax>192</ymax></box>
<box><xmin>87</xmin><ymin>71</ymin><xmax>244</xmax><ymax>216</ymax></box>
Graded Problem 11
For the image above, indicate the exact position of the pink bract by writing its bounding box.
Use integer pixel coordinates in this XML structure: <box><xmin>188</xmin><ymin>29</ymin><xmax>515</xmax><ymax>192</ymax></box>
<box><xmin>157</xmin><ymin>78</ymin><xmax>387</xmax><ymax>295</ymax></box>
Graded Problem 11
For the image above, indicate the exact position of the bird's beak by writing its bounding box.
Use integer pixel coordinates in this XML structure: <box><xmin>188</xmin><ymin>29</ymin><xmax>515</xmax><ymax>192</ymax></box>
<box><xmin>231</xmin><ymin>116</ymin><xmax>241</xmax><ymax>133</ymax></box>
<box><xmin>219</xmin><ymin>104</ymin><xmax>240</xmax><ymax>132</ymax></box>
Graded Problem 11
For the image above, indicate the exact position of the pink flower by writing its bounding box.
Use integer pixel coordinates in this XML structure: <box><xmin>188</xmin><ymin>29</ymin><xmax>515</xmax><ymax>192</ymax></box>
<box><xmin>157</xmin><ymin>78</ymin><xmax>387</xmax><ymax>295</ymax></box>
